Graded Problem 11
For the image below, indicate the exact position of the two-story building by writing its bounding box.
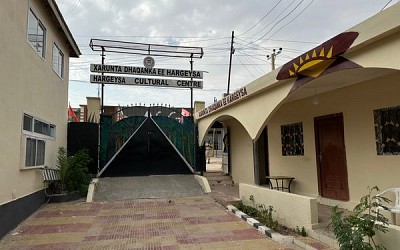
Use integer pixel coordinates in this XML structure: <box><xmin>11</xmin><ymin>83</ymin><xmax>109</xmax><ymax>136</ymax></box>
<box><xmin>0</xmin><ymin>0</ymin><xmax>80</xmax><ymax>238</ymax></box>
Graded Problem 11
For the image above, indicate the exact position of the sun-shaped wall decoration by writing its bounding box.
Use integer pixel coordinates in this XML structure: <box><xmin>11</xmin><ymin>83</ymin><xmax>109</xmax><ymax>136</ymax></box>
<box><xmin>277</xmin><ymin>32</ymin><xmax>359</xmax><ymax>81</ymax></box>
<box><xmin>289</xmin><ymin>46</ymin><xmax>334</xmax><ymax>78</ymax></box>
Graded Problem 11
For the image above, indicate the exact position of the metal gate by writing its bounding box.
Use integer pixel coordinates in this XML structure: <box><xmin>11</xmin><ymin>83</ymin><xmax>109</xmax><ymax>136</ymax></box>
<box><xmin>98</xmin><ymin>106</ymin><xmax>195</xmax><ymax>177</ymax></box>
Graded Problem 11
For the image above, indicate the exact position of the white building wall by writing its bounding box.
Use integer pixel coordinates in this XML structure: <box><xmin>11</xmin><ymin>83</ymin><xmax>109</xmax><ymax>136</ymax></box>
<box><xmin>0</xmin><ymin>0</ymin><xmax>71</xmax><ymax>205</ymax></box>
<box><xmin>267</xmin><ymin>72</ymin><xmax>400</xmax><ymax>209</ymax></box>
<box><xmin>224</xmin><ymin>119</ymin><xmax>255</xmax><ymax>185</ymax></box>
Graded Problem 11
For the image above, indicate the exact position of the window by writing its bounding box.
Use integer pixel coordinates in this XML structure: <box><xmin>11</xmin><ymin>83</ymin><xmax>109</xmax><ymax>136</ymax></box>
<box><xmin>22</xmin><ymin>114</ymin><xmax>55</xmax><ymax>167</ymax></box>
<box><xmin>25</xmin><ymin>138</ymin><xmax>45</xmax><ymax>167</ymax></box>
<box><xmin>28</xmin><ymin>8</ymin><xmax>46</xmax><ymax>58</ymax></box>
<box><xmin>374</xmin><ymin>106</ymin><xmax>400</xmax><ymax>155</ymax></box>
<box><xmin>23</xmin><ymin>114</ymin><xmax>55</xmax><ymax>138</ymax></box>
<box><xmin>53</xmin><ymin>43</ymin><xmax>64</xmax><ymax>78</ymax></box>
<box><xmin>281</xmin><ymin>122</ymin><xmax>304</xmax><ymax>156</ymax></box>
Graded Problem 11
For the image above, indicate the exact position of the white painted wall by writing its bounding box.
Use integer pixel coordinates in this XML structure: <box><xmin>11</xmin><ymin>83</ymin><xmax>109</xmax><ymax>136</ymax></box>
<box><xmin>240</xmin><ymin>183</ymin><xmax>318</xmax><ymax>229</ymax></box>
<box><xmin>224</xmin><ymin>119</ymin><xmax>254</xmax><ymax>185</ymax></box>
<box><xmin>0</xmin><ymin>0</ymin><xmax>72</xmax><ymax>205</ymax></box>
<box><xmin>267</xmin><ymin>72</ymin><xmax>400</xmax><ymax>209</ymax></box>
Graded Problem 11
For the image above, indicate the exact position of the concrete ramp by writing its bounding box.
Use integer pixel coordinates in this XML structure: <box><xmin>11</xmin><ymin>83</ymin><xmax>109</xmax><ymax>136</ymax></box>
<box><xmin>93</xmin><ymin>175</ymin><xmax>205</xmax><ymax>201</ymax></box>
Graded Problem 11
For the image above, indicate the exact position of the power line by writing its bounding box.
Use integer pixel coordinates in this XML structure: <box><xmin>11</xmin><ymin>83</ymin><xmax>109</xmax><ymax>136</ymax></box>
<box><xmin>236</xmin><ymin>56</ymin><xmax>257</xmax><ymax>79</ymax></box>
<box><xmin>243</xmin><ymin>0</ymin><xmax>306</xmax><ymax>49</ymax></box>
<box><xmin>237</xmin><ymin>0</ymin><xmax>296</xmax><ymax>43</ymax></box>
<box><xmin>238</xmin><ymin>0</ymin><xmax>284</xmax><ymax>36</ymax></box>
<box><xmin>238</xmin><ymin>52</ymin><xmax>265</xmax><ymax>74</ymax></box>
<box><xmin>381</xmin><ymin>0</ymin><xmax>394</xmax><ymax>11</ymax></box>
<box><xmin>266</xmin><ymin>0</ymin><xmax>315</xmax><ymax>40</ymax></box>
<box><xmin>64</xmin><ymin>0</ymin><xmax>80</xmax><ymax>18</ymax></box>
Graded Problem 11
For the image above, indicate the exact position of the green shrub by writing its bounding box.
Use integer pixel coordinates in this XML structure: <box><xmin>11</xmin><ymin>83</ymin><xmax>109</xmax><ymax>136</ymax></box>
<box><xmin>330</xmin><ymin>186</ymin><xmax>390</xmax><ymax>250</ymax></box>
<box><xmin>236</xmin><ymin>200</ymin><xmax>278</xmax><ymax>230</ymax></box>
<box><xmin>257</xmin><ymin>204</ymin><xmax>278</xmax><ymax>230</ymax></box>
<box><xmin>296</xmin><ymin>226</ymin><xmax>307</xmax><ymax>237</ymax></box>
<box><xmin>56</xmin><ymin>147</ymin><xmax>92</xmax><ymax>195</ymax></box>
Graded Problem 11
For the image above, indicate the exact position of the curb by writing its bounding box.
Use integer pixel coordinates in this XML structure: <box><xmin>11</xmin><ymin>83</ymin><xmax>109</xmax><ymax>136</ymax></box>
<box><xmin>194</xmin><ymin>175</ymin><xmax>212</xmax><ymax>193</ymax></box>
<box><xmin>227</xmin><ymin>205</ymin><xmax>294</xmax><ymax>245</ymax></box>
<box><xmin>86</xmin><ymin>178</ymin><xmax>99</xmax><ymax>203</ymax></box>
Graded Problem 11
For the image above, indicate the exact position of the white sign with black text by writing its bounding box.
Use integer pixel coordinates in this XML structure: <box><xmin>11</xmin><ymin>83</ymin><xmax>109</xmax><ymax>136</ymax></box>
<box><xmin>90</xmin><ymin>74</ymin><xmax>203</xmax><ymax>89</ymax></box>
<box><xmin>90</xmin><ymin>64</ymin><xmax>203</xmax><ymax>79</ymax></box>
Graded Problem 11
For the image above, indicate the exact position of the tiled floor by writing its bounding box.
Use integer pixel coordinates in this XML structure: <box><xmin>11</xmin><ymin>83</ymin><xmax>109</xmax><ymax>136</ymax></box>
<box><xmin>0</xmin><ymin>195</ymin><xmax>297</xmax><ymax>249</ymax></box>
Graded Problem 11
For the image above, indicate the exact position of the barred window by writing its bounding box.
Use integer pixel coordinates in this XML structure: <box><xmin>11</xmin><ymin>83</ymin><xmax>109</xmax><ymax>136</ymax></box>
<box><xmin>374</xmin><ymin>106</ymin><xmax>400</xmax><ymax>155</ymax></box>
<box><xmin>281</xmin><ymin>122</ymin><xmax>304</xmax><ymax>156</ymax></box>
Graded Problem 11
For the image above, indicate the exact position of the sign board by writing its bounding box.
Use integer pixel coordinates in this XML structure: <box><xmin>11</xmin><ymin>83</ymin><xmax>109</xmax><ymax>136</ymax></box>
<box><xmin>90</xmin><ymin>74</ymin><xmax>203</xmax><ymax>89</ymax></box>
<box><xmin>198</xmin><ymin>87</ymin><xmax>248</xmax><ymax>117</ymax></box>
<box><xmin>90</xmin><ymin>64</ymin><xmax>203</xmax><ymax>79</ymax></box>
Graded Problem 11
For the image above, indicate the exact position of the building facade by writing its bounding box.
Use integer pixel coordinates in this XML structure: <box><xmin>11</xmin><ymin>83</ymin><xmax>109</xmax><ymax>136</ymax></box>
<box><xmin>0</xmin><ymin>0</ymin><xmax>80</xmax><ymax>238</ymax></box>
<box><xmin>196</xmin><ymin>3</ymin><xmax>400</xmax><ymax>248</ymax></box>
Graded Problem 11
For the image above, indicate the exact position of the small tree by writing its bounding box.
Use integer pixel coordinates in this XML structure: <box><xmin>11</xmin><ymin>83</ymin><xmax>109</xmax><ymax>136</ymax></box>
<box><xmin>330</xmin><ymin>186</ymin><xmax>390</xmax><ymax>250</ymax></box>
<box><xmin>55</xmin><ymin>147</ymin><xmax>91</xmax><ymax>194</ymax></box>
<box><xmin>55</xmin><ymin>147</ymin><xmax>69</xmax><ymax>193</ymax></box>
<box><xmin>66</xmin><ymin>149</ymin><xmax>91</xmax><ymax>194</ymax></box>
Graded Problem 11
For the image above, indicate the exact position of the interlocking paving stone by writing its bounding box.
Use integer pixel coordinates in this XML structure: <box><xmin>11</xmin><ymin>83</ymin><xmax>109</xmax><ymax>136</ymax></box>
<box><xmin>0</xmin><ymin>195</ymin><xmax>298</xmax><ymax>249</ymax></box>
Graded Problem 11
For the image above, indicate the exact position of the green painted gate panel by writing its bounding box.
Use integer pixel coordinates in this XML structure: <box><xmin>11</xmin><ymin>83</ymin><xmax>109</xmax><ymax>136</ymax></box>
<box><xmin>152</xmin><ymin>116</ymin><xmax>195</xmax><ymax>166</ymax></box>
<box><xmin>100</xmin><ymin>115</ymin><xmax>146</xmax><ymax>167</ymax></box>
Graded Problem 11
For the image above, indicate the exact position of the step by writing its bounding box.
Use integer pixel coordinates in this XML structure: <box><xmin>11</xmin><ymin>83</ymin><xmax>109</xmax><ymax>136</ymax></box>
<box><xmin>205</xmin><ymin>175</ymin><xmax>233</xmax><ymax>181</ymax></box>
<box><xmin>204</xmin><ymin>171</ymin><xmax>228</xmax><ymax>177</ymax></box>
<box><xmin>209</xmin><ymin>180</ymin><xmax>234</xmax><ymax>185</ymax></box>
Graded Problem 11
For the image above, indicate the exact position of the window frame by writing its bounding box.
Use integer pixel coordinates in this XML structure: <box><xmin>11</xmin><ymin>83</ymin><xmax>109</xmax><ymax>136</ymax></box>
<box><xmin>21</xmin><ymin>113</ymin><xmax>56</xmax><ymax>168</ymax></box>
<box><xmin>52</xmin><ymin>43</ymin><xmax>64</xmax><ymax>78</ymax></box>
<box><xmin>24</xmin><ymin>136</ymin><xmax>46</xmax><ymax>168</ymax></box>
<box><xmin>280</xmin><ymin>122</ymin><xmax>304</xmax><ymax>156</ymax></box>
<box><xmin>27</xmin><ymin>7</ymin><xmax>46</xmax><ymax>58</ymax></box>
<box><xmin>374</xmin><ymin>105</ymin><xmax>400</xmax><ymax>155</ymax></box>
<box><xmin>23</xmin><ymin>113</ymin><xmax>56</xmax><ymax>140</ymax></box>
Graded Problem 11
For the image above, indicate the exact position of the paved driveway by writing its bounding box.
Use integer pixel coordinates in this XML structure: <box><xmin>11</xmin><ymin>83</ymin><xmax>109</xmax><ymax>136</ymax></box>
<box><xmin>0</xmin><ymin>195</ymin><xmax>297</xmax><ymax>249</ymax></box>
<box><xmin>94</xmin><ymin>175</ymin><xmax>205</xmax><ymax>201</ymax></box>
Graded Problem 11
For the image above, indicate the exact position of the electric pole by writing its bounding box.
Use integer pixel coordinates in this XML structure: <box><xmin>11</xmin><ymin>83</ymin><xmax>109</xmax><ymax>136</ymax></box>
<box><xmin>227</xmin><ymin>31</ymin><xmax>235</xmax><ymax>95</ymax></box>
<box><xmin>267</xmin><ymin>48</ymin><xmax>282</xmax><ymax>71</ymax></box>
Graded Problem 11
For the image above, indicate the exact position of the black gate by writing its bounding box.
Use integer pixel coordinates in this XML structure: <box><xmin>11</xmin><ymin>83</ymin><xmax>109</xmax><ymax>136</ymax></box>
<box><xmin>98</xmin><ymin>106</ymin><xmax>195</xmax><ymax>177</ymax></box>
<box><xmin>67</xmin><ymin>122</ymin><xmax>99</xmax><ymax>174</ymax></box>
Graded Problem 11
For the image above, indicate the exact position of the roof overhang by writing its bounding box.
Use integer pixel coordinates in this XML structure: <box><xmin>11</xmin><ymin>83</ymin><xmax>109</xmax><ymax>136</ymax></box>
<box><xmin>46</xmin><ymin>0</ymin><xmax>81</xmax><ymax>57</ymax></box>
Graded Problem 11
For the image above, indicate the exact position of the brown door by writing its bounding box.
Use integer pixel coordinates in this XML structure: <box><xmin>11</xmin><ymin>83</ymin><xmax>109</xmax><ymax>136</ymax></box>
<box><xmin>315</xmin><ymin>113</ymin><xmax>349</xmax><ymax>201</ymax></box>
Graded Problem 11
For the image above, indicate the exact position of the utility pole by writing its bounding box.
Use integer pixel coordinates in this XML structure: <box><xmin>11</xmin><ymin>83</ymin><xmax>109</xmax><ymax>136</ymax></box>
<box><xmin>267</xmin><ymin>48</ymin><xmax>282</xmax><ymax>71</ymax></box>
<box><xmin>227</xmin><ymin>31</ymin><xmax>235</xmax><ymax>95</ymax></box>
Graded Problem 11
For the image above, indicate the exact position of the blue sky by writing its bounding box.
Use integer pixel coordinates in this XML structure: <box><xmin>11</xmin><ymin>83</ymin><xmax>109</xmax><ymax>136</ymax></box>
<box><xmin>56</xmin><ymin>0</ymin><xmax>398</xmax><ymax>108</ymax></box>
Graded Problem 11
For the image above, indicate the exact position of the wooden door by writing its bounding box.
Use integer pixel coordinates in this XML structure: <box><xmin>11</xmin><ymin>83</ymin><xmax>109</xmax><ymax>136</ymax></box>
<box><xmin>315</xmin><ymin>114</ymin><xmax>349</xmax><ymax>201</ymax></box>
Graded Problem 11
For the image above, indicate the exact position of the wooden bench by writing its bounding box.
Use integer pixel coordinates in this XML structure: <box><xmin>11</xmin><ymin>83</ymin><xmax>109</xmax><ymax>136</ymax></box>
<box><xmin>41</xmin><ymin>166</ymin><xmax>61</xmax><ymax>195</ymax></box>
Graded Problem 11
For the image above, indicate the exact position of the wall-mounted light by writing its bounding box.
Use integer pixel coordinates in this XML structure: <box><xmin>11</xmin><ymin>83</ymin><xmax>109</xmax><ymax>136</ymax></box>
<box><xmin>312</xmin><ymin>88</ymin><xmax>319</xmax><ymax>105</ymax></box>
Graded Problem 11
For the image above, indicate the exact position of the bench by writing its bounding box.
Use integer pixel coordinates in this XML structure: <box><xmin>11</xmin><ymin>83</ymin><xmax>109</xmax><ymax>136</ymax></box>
<box><xmin>41</xmin><ymin>166</ymin><xmax>61</xmax><ymax>195</ymax></box>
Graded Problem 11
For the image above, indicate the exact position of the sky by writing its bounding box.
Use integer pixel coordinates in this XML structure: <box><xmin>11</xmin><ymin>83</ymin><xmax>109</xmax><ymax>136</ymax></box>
<box><xmin>56</xmin><ymin>0</ymin><xmax>399</xmax><ymax>109</ymax></box>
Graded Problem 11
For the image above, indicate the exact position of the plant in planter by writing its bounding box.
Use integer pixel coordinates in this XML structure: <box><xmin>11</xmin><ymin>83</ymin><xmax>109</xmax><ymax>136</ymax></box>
<box><xmin>330</xmin><ymin>186</ymin><xmax>390</xmax><ymax>250</ymax></box>
<box><xmin>54</xmin><ymin>147</ymin><xmax>92</xmax><ymax>196</ymax></box>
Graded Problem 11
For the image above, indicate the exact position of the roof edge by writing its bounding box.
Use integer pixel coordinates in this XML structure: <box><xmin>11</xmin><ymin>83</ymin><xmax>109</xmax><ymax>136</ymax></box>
<box><xmin>346</xmin><ymin>2</ymin><xmax>400</xmax><ymax>54</ymax></box>
<box><xmin>46</xmin><ymin>0</ymin><xmax>81</xmax><ymax>57</ymax></box>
